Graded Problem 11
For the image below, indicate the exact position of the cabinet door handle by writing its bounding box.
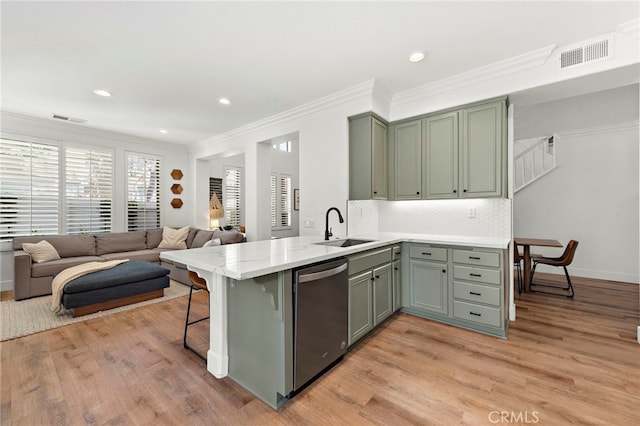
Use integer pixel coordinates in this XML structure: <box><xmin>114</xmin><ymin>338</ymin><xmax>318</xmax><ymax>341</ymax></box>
<box><xmin>453</xmin><ymin>189</ymin><xmax>457</xmax><ymax>193</ymax></box>
<box><xmin>469</xmin><ymin>256</ymin><xmax>481</xmax><ymax>260</ymax></box>
<box><xmin>463</xmin><ymin>189</ymin><xmax>467</xmax><ymax>193</ymax></box>
<box><xmin>370</xmin><ymin>277</ymin><xmax>375</xmax><ymax>282</ymax></box>
<box><xmin>373</xmin><ymin>191</ymin><xmax>378</xmax><ymax>195</ymax></box>
<box><xmin>469</xmin><ymin>291</ymin><xmax>482</xmax><ymax>296</ymax></box>
<box><xmin>470</xmin><ymin>312</ymin><xmax>482</xmax><ymax>317</ymax></box>
<box><xmin>416</xmin><ymin>191</ymin><xmax>420</xmax><ymax>195</ymax></box>
<box><xmin>442</xmin><ymin>269</ymin><xmax>446</xmax><ymax>273</ymax></box>
<box><xmin>375</xmin><ymin>275</ymin><xmax>380</xmax><ymax>279</ymax></box>
<box><xmin>394</xmin><ymin>267</ymin><xmax>399</xmax><ymax>271</ymax></box>
<box><xmin>470</xmin><ymin>273</ymin><xmax>482</xmax><ymax>277</ymax></box>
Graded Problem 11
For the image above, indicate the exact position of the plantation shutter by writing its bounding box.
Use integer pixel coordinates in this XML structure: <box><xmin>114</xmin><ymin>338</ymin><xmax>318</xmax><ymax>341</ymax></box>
<box><xmin>279</xmin><ymin>175</ymin><xmax>291</xmax><ymax>227</ymax></box>
<box><xmin>0</xmin><ymin>138</ymin><xmax>60</xmax><ymax>240</ymax></box>
<box><xmin>270</xmin><ymin>175</ymin><xmax>277</xmax><ymax>227</ymax></box>
<box><xmin>224</xmin><ymin>166</ymin><xmax>242</xmax><ymax>228</ymax></box>
<box><xmin>65</xmin><ymin>147</ymin><xmax>113</xmax><ymax>234</ymax></box>
<box><xmin>127</xmin><ymin>153</ymin><xmax>161</xmax><ymax>231</ymax></box>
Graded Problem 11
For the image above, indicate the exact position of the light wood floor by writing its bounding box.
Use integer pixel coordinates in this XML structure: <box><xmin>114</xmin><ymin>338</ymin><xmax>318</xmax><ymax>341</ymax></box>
<box><xmin>2</xmin><ymin>273</ymin><xmax>638</xmax><ymax>425</ymax></box>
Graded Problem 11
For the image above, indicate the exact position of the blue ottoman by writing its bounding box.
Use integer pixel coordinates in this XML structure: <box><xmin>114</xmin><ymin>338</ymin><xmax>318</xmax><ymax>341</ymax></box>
<box><xmin>61</xmin><ymin>260</ymin><xmax>170</xmax><ymax>317</ymax></box>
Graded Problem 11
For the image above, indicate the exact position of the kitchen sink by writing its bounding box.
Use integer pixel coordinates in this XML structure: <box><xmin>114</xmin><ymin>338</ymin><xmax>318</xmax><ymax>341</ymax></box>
<box><xmin>314</xmin><ymin>238</ymin><xmax>376</xmax><ymax>248</ymax></box>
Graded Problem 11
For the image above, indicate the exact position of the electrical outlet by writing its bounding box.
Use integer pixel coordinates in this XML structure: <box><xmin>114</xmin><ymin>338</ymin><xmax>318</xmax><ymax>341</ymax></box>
<box><xmin>468</xmin><ymin>207</ymin><xmax>476</xmax><ymax>218</ymax></box>
<box><xmin>303</xmin><ymin>219</ymin><xmax>315</xmax><ymax>228</ymax></box>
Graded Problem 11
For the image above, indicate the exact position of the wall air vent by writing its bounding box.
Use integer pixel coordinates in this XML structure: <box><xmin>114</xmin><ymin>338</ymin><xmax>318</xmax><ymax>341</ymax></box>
<box><xmin>52</xmin><ymin>113</ymin><xmax>86</xmax><ymax>124</ymax></box>
<box><xmin>559</xmin><ymin>36</ymin><xmax>612</xmax><ymax>69</ymax></box>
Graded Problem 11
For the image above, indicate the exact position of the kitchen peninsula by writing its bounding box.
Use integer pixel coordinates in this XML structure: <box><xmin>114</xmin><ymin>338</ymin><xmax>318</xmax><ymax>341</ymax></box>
<box><xmin>160</xmin><ymin>232</ymin><xmax>509</xmax><ymax>408</ymax></box>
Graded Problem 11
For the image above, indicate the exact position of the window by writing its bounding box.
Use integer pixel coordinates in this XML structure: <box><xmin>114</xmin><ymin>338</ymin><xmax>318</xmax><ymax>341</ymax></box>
<box><xmin>224</xmin><ymin>166</ymin><xmax>242</xmax><ymax>229</ymax></box>
<box><xmin>0</xmin><ymin>138</ymin><xmax>60</xmax><ymax>240</ymax></box>
<box><xmin>65</xmin><ymin>147</ymin><xmax>113</xmax><ymax>234</ymax></box>
<box><xmin>270</xmin><ymin>173</ymin><xmax>291</xmax><ymax>229</ymax></box>
<box><xmin>127</xmin><ymin>153</ymin><xmax>160</xmax><ymax>231</ymax></box>
<box><xmin>272</xmin><ymin>140</ymin><xmax>291</xmax><ymax>152</ymax></box>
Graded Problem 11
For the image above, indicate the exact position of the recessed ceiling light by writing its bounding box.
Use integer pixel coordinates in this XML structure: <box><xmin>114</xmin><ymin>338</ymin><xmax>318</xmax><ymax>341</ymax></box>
<box><xmin>159</xmin><ymin>129</ymin><xmax>168</xmax><ymax>134</ymax></box>
<box><xmin>218</xmin><ymin>97</ymin><xmax>231</xmax><ymax>105</ymax></box>
<box><xmin>409</xmin><ymin>52</ymin><xmax>425</xmax><ymax>63</ymax></box>
<box><xmin>93</xmin><ymin>89</ymin><xmax>112</xmax><ymax>97</ymax></box>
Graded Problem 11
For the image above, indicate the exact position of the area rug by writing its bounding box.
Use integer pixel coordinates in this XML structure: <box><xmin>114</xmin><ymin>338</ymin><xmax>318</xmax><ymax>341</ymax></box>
<box><xmin>0</xmin><ymin>280</ymin><xmax>191</xmax><ymax>341</ymax></box>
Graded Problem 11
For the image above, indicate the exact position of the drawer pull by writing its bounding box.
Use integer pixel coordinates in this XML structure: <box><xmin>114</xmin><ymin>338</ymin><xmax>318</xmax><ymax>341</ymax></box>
<box><xmin>469</xmin><ymin>291</ymin><xmax>482</xmax><ymax>296</ymax></box>
<box><xmin>470</xmin><ymin>312</ymin><xmax>482</xmax><ymax>317</ymax></box>
<box><xmin>469</xmin><ymin>256</ymin><xmax>481</xmax><ymax>260</ymax></box>
<box><xmin>469</xmin><ymin>273</ymin><xmax>482</xmax><ymax>277</ymax></box>
<box><xmin>422</xmin><ymin>252</ymin><xmax>432</xmax><ymax>256</ymax></box>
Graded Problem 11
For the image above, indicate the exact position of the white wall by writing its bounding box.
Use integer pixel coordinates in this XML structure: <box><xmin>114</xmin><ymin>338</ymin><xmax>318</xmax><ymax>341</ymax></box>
<box><xmin>0</xmin><ymin>112</ymin><xmax>190</xmax><ymax>291</ymax></box>
<box><xmin>189</xmin><ymin>81</ymin><xmax>382</xmax><ymax>242</ymax></box>
<box><xmin>513</xmin><ymin>85</ymin><xmax>639</xmax><ymax>283</ymax></box>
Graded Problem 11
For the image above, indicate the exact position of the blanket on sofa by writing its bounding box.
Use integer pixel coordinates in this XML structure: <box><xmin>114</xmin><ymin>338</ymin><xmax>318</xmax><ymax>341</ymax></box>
<box><xmin>51</xmin><ymin>259</ymin><xmax>129</xmax><ymax>313</ymax></box>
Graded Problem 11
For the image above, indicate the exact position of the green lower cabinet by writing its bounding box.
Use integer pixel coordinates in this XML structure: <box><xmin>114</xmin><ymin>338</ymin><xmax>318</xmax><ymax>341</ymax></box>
<box><xmin>401</xmin><ymin>243</ymin><xmax>507</xmax><ymax>338</ymax></box>
<box><xmin>392</xmin><ymin>259</ymin><xmax>401</xmax><ymax>312</ymax></box>
<box><xmin>347</xmin><ymin>261</ymin><xmax>395</xmax><ymax>347</ymax></box>
<box><xmin>409</xmin><ymin>259</ymin><xmax>448</xmax><ymax>315</ymax></box>
<box><xmin>373</xmin><ymin>263</ymin><xmax>393</xmax><ymax>325</ymax></box>
<box><xmin>348</xmin><ymin>271</ymin><xmax>374</xmax><ymax>346</ymax></box>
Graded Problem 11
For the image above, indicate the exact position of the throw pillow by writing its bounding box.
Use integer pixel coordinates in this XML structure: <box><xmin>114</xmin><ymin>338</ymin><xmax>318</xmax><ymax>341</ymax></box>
<box><xmin>203</xmin><ymin>238</ymin><xmax>221</xmax><ymax>247</ymax></box>
<box><xmin>191</xmin><ymin>230</ymin><xmax>215</xmax><ymax>248</ymax></box>
<box><xmin>22</xmin><ymin>240</ymin><xmax>61</xmax><ymax>263</ymax></box>
<box><xmin>158</xmin><ymin>226</ymin><xmax>189</xmax><ymax>249</ymax></box>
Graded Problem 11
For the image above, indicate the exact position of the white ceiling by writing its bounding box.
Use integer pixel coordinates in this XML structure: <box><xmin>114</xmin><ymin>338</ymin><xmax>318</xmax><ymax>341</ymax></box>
<box><xmin>1</xmin><ymin>1</ymin><xmax>638</xmax><ymax>145</ymax></box>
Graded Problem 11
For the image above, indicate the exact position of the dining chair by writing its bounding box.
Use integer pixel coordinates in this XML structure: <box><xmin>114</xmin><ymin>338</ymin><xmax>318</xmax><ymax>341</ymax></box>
<box><xmin>184</xmin><ymin>271</ymin><xmax>209</xmax><ymax>360</ymax></box>
<box><xmin>514</xmin><ymin>249</ymin><xmax>523</xmax><ymax>294</ymax></box>
<box><xmin>529</xmin><ymin>240</ymin><xmax>579</xmax><ymax>298</ymax></box>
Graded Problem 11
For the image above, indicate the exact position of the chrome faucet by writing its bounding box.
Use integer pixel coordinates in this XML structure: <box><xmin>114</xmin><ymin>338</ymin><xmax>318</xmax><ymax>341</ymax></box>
<box><xmin>324</xmin><ymin>207</ymin><xmax>344</xmax><ymax>240</ymax></box>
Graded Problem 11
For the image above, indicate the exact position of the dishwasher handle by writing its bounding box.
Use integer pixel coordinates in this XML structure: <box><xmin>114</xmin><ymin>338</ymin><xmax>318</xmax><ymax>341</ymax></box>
<box><xmin>297</xmin><ymin>262</ymin><xmax>348</xmax><ymax>283</ymax></box>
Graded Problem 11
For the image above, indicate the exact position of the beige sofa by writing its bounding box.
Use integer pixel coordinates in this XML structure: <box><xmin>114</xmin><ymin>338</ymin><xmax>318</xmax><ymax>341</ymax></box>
<box><xmin>12</xmin><ymin>227</ymin><xmax>245</xmax><ymax>300</ymax></box>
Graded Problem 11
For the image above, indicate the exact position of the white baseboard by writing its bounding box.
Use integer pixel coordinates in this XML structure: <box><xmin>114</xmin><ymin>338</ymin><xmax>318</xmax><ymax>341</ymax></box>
<box><xmin>552</xmin><ymin>267</ymin><xmax>639</xmax><ymax>284</ymax></box>
<box><xmin>637</xmin><ymin>326</ymin><xmax>640</xmax><ymax>345</ymax></box>
<box><xmin>0</xmin><ymin>279</ymin><xmax>14</xmax><ymax>292</ymax></box>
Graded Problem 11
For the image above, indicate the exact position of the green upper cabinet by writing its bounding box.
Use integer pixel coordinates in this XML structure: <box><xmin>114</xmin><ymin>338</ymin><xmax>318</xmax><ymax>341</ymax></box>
<box><xmin>423</xmin><ymin>99</ymin><xmax>506</xmax><ymax>199</ymax></box>
<box><xmin>350</xmin><ymin>98</ymin><xmax>506</xmax><ymax>201</ymax></box>
<box><xmin>389</xmin><ymin>119</ymin><xmax>422</xmax><ymax>200</ymax></box>
<box><xmin>423</xmin><ymin>111</ymin><xmax>459</xmax><ymax>199</ymax></box>
<box><xmin>349</xmin><ymin>114</ymin><xmax>388</xmax><ymax>200</ymax></box>
<box><xmin>459</xmin><ymin>100</ymin><xmax>505</xmax><ymax>198</ymax></box>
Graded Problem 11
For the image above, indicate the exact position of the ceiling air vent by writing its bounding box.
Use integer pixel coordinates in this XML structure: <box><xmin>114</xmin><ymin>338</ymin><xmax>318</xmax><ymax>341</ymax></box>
<box><xmin>559</xmin><ymin>36</ymin><xmax>612</xmax><ymax>69</ymax></box>
<box><xmin>52</xmin><ymin>114</ymin><xmax>87</xmax><ymax>124</ymax></box>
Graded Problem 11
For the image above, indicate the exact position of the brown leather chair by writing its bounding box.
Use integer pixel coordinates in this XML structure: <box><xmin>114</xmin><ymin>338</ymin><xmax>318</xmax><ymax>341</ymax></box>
<box><xmin>529</xmin><ymin>240</ymin><xmax>579</xmax><ymax>298</ymax></box>
<box><xmin>184</xmin><ymin>271</ymin><xmax>209</xmax><ymax>360</ymax></box>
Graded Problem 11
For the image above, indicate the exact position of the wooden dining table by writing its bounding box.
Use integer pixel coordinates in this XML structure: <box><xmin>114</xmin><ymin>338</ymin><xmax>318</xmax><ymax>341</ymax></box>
<box><xmin>514</xmin><ymin>237</ymin><xmax>563</xmax><ymax>292</ymax></box>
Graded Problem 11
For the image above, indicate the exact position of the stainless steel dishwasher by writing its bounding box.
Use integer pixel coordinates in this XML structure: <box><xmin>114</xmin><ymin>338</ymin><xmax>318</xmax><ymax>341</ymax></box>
<box><xmin>293</xmin><ymin>256</ymin><xmax>348</xmax><ymax>392</ymax></box>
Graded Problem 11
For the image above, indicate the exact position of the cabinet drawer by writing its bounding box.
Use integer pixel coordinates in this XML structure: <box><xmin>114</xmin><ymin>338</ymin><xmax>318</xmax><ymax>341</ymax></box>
<box><xmin>348</xmin><ymin>248</ymin><xmax>391</xmax><ymax>276</ymax></box>
<box><xmin>453</xmin><ymin>265</ymin><xmax>501</xmax><ymax>285</ymax></box>
<box><xmin>453</xmin><ymin>301</ymin><xmax>501</xmax><ymax>328</ymax></box>
<box><xmin>453</xmin><ymin>250</ymin><xmax>500</xmax><ymax>267</ymax></box>
<box><xmin>453</xmin><ymin>281</ymin><xmax>500</xmax><ymax>306</ymax></box>
<box><xmin>409</xmin><ymin>246</ymin><xmax>447</xmax><ymax>262</ymax></box>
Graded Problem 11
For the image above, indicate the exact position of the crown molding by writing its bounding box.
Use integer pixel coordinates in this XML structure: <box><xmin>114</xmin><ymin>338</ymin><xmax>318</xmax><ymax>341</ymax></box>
<box><xmin>557</xmin><ymin>120</ymin><xmax>638</xmax><ymax>139</ymax></box>
<box><xmin>392</xmin><ymin>44</ymin><xmax>557</xmax><ymax>108</ymax></box>
<box><xmin>192</xmin><ymin>79</ymin><xmax>377</xmax><ymax>152</ymax></box>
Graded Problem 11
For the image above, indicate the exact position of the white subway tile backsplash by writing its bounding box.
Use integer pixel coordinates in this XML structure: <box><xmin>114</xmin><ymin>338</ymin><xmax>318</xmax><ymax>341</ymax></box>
<box><xmin>348</xmin><ymin>198</ymin><xmax>511</xmax><ymax>240</ymax></box>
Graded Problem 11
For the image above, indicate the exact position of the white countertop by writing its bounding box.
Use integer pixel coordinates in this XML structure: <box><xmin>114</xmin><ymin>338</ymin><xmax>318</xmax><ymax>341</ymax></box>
<box><xmin>160</xmin><ymin>232</ymin><xmax>509</xmax><ymax>281</ymax></box>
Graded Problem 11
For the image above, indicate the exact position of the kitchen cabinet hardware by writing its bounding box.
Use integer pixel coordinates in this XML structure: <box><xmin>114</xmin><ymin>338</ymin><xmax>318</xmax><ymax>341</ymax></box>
<box><xmin>470</xmin><ymin>312</ymin><xmax>482</xmax><ymax>317</ymax></box>
<box><xmin>470</xmin><ymin>291</ymin><xmax>482</xmax><ymax>296</ymax></box>
<box><xmin>470</xmin><ymin>273</ymin><xmax>482</xmax><ymax>277</ymax></box>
